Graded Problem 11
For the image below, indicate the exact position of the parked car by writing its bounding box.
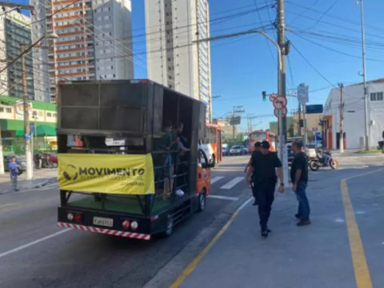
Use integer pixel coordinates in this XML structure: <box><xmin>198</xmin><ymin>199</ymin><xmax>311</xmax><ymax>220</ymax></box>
<box><xmin>229</xmin><ymin>145</ymin><xmax>248</xmax><ymax>156</ymax></box>
<box><xmin>222</xmin><ymin>144</ymin><xmax>229</xmax><ymax>156</ymax></box>
<box><xmin>3</xmin><ymin>155</ymin><xmax>26</xmax><ymax>174</ymax></box>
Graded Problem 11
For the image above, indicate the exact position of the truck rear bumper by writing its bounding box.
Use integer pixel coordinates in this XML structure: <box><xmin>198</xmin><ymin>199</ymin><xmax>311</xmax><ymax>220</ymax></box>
<box><xmin>57</xmin><ymin>222</ymin><xmax>151</xmax><ymax>240</ymax></box>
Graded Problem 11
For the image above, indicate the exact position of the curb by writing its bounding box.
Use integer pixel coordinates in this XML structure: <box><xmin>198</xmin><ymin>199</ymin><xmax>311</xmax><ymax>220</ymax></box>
<box><xmin>0</xmin><ymin>177</ymin><xmax>57</xmax><ymax>195</ymax></box>
<box><xmin>143</xmin><ymin>189</ymin><xmax>252</xmax><ymax>288</ymax></box>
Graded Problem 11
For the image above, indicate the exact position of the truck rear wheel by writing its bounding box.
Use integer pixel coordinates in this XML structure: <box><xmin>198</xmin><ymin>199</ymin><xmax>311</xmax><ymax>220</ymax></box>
<box><xmin>160</xmin><ymin>214</ymin><xmax>173</xmax><ymax>237</ymax></box>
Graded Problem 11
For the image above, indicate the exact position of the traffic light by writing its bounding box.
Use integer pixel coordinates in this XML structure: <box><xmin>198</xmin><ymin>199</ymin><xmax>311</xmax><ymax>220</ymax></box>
<box><xmin>299</xmin><ymin>119</ymin><xmax>304</xmax><ymax>127</ymax></box>
<box><xmin>262</xmin><ymin>91</ymin><xmax>267</xmax><ymax>102</ymax></box>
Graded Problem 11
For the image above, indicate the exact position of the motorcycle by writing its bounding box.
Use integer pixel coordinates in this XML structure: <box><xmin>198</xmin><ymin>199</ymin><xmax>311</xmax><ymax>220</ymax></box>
<box><xmin>309</xmin><ymin>151</ymin><xmax>339</xmax><ymax>171</ymax></box>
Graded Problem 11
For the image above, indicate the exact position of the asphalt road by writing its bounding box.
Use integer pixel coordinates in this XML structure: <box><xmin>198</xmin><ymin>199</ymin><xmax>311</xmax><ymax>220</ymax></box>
<box><xmin>0</xmin><ymin>155</ymin><xmax>252</xmax><ymax>288</ymax></box>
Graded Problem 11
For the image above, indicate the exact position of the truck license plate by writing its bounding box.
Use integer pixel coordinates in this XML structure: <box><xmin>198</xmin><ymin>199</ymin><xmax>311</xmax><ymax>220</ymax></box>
<box><xmin>93</xmin><ymin>217</ymin><xmax>113</xmax><ymax>227</ymax></box>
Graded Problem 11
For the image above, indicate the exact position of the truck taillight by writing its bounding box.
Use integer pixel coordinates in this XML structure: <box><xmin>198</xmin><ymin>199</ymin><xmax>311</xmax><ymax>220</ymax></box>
<box><xmin>67</xmin><ymin>212</ymin><xmax>82</xmax><ymax>222</ymax></box>
<box><xmin>74</xmin><ymin>213</ymin><xmax>82</xmax><ymax>222</ymax></box>
<box><xmin>67</xmin><ymin>213</ymin><xmax>74</xmax><ymax>221</ymax></box>
<box><xmin>131</xmin><ymin>221</ymin><xmax>138</xmax><ymax>230</ymax></box>
<box><xmin>122</xmin><ymin>220</ymin><xmax>130</xmax><ymax>229</ymax></box>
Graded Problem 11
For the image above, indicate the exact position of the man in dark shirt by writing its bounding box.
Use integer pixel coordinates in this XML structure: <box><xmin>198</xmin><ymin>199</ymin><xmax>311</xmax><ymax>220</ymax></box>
<box><xmin>246</xmin><ymin>141</ymin><xmax>284</xmax><ymax>237</ymax></box>
<box><xmin>290</xmin><ymin>141</ymin><xmax>311</xmax><ymax>226</ymax></box>
<box><xmin>244</xmin><ymin>141</ymin><xmax>261</xmax><ymax>206</ymax></box>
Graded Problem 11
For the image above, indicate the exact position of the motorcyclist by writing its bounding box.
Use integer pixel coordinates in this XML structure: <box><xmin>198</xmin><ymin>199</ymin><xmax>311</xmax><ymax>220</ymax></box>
<box><xmin>316</xmin><ymin>147</ymin><xmax>330</xmax><ymax>165</ymax></box>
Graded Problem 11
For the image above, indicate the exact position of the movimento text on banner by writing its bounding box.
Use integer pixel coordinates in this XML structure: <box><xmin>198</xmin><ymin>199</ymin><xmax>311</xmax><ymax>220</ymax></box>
<box><xmin>58</xmin><ymin>153</ymin><xmax>155</xmax><ymax>195</ymax></box>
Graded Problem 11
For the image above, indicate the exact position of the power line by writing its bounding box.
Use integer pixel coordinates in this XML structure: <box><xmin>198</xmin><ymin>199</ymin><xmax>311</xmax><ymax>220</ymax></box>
<box><xmin>253</xmin><ymin>0</ymin><xmax>276</xmax><ymax>66</ymax></box>
<box><xmin>290</xmin><ymin>41</ymin><xmax>335</xmax><ymax>87</ymax></box>
<box><xmin>304</xmin><ymin>0</ymin><xmax>338</xmax><ymax>30</ymax></box>
<box><xmin>289</xmin><ymin>31</ymin><xmax>384</xmax><ymax>62</ymax></box>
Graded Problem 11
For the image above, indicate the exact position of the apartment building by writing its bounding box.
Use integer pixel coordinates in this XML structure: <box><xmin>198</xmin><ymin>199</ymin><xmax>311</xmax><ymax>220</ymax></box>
<box><xmin>31</xmin><ymin>0</ymin><xmax>134</xmax><ymax>103</ymax></box>
<box><xmin>0</xmin><ymin>10</ymin><xmax>35</xmax><ymax>99</ymax></box>
<box><xmin>145</xmin><ymin>0</ymin><xmax>213</xmax><ymax>122</ymax></box>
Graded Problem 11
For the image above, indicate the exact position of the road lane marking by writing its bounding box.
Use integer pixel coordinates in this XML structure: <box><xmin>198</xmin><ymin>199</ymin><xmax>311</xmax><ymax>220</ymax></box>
<box><xmin>210</xmin><ymin>176</ymin><xmax>224</xmax><ymax>184</ymax></box>
<box><xmin>170</xmin><ymin>197</ymin><xmax>253</xmax><ymax>288</ymax></box>
<box><xmin>0</xmin><ymin>229</ymin><xmax>70</xmax><ymax>259</ymax></box>
<box><xmin>208</xmin><ymin>195</ymin><xmax>239</xmax><ymax>201</ymax></box>
<box><xmin>339</xmin><ymin>169</ymin><xmax>384</xmax><ymax>288</ymax></box>
<box><xmin>220</xmin><ymin>177</ymin><xmax>244</xmax><ymax>189</ymax></box>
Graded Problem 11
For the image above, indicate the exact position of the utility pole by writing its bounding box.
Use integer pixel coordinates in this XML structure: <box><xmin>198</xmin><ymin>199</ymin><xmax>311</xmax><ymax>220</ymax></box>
<box><xmin>298</xmin><ymin>103</ymin><xmax>302</xmax><ymax>136</ymax></box>
<box><xmin>358</xmin><ymin>0</ymin><xmax>369</xmax><ymax>150</ymax></box>
<box><xmin>302</xmin><ymin>103</ymin><xmax>307</xmax><ymax>148</ymax></box>
<box><xmin>277</xmin><ymin>0</ymin><xmax>287</xmax><ymax>142</ymax></box>
<box><xmin>20</xmin><ymin>43</ymin><xmax>33</xmax><ymax>180</ymax></box>
<box><xmin>277</xmin><ymin>0</ymin><xmax>289</xmax><ymax>187</ymax></box>
<box><xmin>338</xmin><ymin>83</ymin><xmax>344</xmax><ymax>153</ymax></box>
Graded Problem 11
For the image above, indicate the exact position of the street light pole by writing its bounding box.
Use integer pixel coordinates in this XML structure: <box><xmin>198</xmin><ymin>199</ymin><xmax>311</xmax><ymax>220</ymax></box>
<box><xmin>193</xmin><ymin>28</ymin><xmax>287</xmax><ymax>184</ymax></box>
<box><xmin>20</xmin><ymin>43</ymin><xmax>33</xmax><ymax>180</ymax></box>
<box><xmin>358</xmin><ymin>0</ymin><xmax>369</xmax><ymax>150</ymax></box>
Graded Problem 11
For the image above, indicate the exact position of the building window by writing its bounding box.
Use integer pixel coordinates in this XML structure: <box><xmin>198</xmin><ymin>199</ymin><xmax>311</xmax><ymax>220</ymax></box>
<box><xmin>6</xmin><ymin>108</ymin><xmax>12</xmax><ymax>113</ymax></box>
<box><xmin>47</xmin><ymin>112</ymin><xmax>52</xmax><ymax>117</ymax></box>
<box><xmin>0</xmin><ymin>107</ymin><xmax>3</xmax><ymax>112</ymax></box>
<box><xmin>370</xmin><ymin>92</ymin><xmax>384</xmax><ymax>101</ymax></box>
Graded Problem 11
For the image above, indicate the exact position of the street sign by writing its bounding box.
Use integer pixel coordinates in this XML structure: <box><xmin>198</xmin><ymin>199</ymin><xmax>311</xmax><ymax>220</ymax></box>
<box><xmin>312</xmin><ymin>127</ymin><xmax>318</xmax><ymax>132</ymax></box>
<box><xmin>30</xmin><ymin>123</ymin><xmax>35</xmax><ymax>132</ymax></box>
<box><xmin>297</xmin><ymin>83</ymin><xmax>309</xmax><ymax>103</ymax></box>
<box><xmin>24</xmin><ymin>134</ymin><xmax>31</xmax><ymax>140</ymax></box>
<box><xmin>269</xmin><ymin>93</ymin><xmax>277</xmax><ymax>102</ymax></box>
<box><xmin>229</xmin><ymin>116</ymin><xmax>241</xmax><ymax>125</ymax></box>
<box><xmin>306</xmin><ymin>104</ymin><xmax>323</xmax><ymax>114</ymax></box>
<box><xmin>274</xmin><ymin>107</ymin><xmax>287</xmax><ymax>118</ymax></box>
<box><xmin>273</xmin><ymin>95</ymin><xmax>287</xmax><ymax>109</ymax></box>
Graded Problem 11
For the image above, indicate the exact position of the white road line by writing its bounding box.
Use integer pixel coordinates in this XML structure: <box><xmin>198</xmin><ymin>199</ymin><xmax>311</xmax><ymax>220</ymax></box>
<box><xmin>211</xmin><ymin>176</ymin><xmax>224</xmax><ymax>184</ymax></box>
<box><xmin>0</xmin><ymin>229</ymin><xmax>70</xmax><ymax>259</ymax></box>
<box><xmin>220</xmin><ymin>177</ymin><xmax>244</xmax><ymax>190</ymax></box>
<box><xmin>208</xmin><ymin>195</ymin><xmax>239</xmax><ymax>201</ymax></box>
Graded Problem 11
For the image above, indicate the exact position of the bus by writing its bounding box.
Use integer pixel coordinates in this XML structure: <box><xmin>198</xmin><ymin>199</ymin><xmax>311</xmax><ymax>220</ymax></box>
<box><xmin>199</xmin><ymin>123</ymin><xmax>222</xmax><ymax>166</ymax></box>
<box><xmin>245</xmin><ymin>131</ymin><xmax>277</xmax><ymax>152</ymax></box>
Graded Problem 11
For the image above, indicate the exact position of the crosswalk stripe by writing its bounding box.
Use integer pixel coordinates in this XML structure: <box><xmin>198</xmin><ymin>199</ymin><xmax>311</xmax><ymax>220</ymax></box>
<box><xmin>208</xmin><ymin>195</ymin><xmax>239</xmax><ymax>201</ymax></box>
<box><xmin>220</xmin><ymin>177</ymin><xmax>244</xmax><ymax>189</ymax></box>
<box><xmin>211</xmin><ymin>176</ymin><xmax>224</xmax><ymax>184</ymax></box>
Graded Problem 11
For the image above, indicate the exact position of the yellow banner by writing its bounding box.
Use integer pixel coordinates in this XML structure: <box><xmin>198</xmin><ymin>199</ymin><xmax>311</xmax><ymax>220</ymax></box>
<box><xmin>58</xmin><ymin>154</ymin><xmax>155</xmax><ymax>195</ymax></box>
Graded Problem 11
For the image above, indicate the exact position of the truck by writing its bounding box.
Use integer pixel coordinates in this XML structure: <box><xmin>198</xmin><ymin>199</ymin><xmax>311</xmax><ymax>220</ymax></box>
<box><xmin>56</xmin><ymin>79</ymin><xmax>213</xmax><ymax>240</ymax></box>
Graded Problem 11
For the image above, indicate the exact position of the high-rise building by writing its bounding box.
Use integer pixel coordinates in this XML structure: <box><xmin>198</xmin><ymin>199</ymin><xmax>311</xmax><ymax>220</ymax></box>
<box><xmin>145</xmin><ymin>0</ymin><xmax>212</xmax><ymax>122</ymax></box>
<box><xmin>0</xmin><ymin>10</ymin><xmax>35</xmax><ymax>99</ymax></box>
<box><xmin>31</xmin><ymin>0</ymin><xmax>134</xmax><ymax>103</ymax></box>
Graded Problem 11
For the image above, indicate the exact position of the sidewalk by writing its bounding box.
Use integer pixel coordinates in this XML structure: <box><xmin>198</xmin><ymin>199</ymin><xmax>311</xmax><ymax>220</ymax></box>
<box><xmin>0</xmin><ymin>169</ymin><xmax>57</xmax><ymax>194</ymax></box>
<box><xmin>176</xmin><ymin>173</ymin><xmax>365</xmax><ymax>288</ymax></box>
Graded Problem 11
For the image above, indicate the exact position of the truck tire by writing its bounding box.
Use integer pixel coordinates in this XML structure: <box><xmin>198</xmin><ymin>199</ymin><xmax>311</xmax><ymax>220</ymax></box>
<box><xmin>197</xmin><ymin>190</ymin><xmax>206</xmax><ymax>212</ymax></box>
<box><xmin>160</xmin><ymin>214</ymin><xmax>173</xmax><ymax>237</ymax></box>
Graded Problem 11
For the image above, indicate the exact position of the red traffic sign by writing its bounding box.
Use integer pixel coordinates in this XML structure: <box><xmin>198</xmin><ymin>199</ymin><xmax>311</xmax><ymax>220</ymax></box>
<box><xmin>273</xmin><ymin>95</ymin><xmax>287</xmax><ymax>109</ymax></box>
<box><xmin>269</xmin><ymin>93</ymin><xmax>278</xmax><ymax>102</ymax></box>
<box><xmin>274</xmin><ymin>107</ymin><xmax>287</xmax><ymax>118</ymax></box>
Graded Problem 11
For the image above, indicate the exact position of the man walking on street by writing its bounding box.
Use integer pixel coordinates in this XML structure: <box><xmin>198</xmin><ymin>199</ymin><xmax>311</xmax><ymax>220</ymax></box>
<box><xmin>8</xmin><ymin>156</ymin><xmax>20</xmax><ymax>192</ymax></box>
<box><xmin>291</xmin><ymin>141</ymin><xmax>311</xmax><ymax>226</ymax></box>
<box><xmin>246</xmin><ymin>141</ymin><xmax>284</xmax><ymax>237</ymax></box>
<box><xmin>245</xmin><ymin>141</ymin><xmax>261</xmax><ymax>206</ymax></box>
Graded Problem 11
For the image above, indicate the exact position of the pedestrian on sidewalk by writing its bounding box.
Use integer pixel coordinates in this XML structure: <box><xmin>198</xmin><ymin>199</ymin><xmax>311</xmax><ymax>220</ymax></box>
<box><xmin>244</xmin><ymin>141</ymin><xmax>261</xmax><ymax>206</ymax></box>
<box><xmin>8</xmin><ymin>156</ymin><xmax>20</xmax><ymax>192</ymax></box>
<box><xmin>291</xmin><ymin>141</ymin><xmax>311</xmax><ymax>226</ymax></box>
<box><xmin>246</xmin><ymin>141</ymin><xmax>284</xmax><ymax>237</ymax></box>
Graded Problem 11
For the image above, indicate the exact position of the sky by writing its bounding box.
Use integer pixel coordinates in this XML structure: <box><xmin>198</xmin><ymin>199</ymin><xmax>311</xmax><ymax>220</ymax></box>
<box><xmin>14</xmin><ymin>0</ymin><xmax>384</xmax><ymax>131</ymax></box>
<box><xmin>130</xmin><ymin>0</ymin><xmax>384</xmax><ymax>131</ymax></box>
